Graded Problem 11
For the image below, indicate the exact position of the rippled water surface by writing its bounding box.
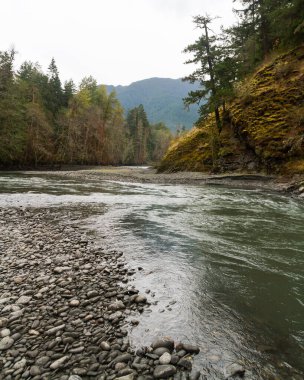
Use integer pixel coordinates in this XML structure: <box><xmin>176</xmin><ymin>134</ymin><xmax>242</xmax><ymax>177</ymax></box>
<box><xmin>1</xmin><ymin>172</ymin><xmax>304</xmax><ymax>379</ymax></box>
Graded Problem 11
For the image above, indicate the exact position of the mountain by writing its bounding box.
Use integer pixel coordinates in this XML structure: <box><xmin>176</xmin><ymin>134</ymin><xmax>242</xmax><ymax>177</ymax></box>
<box><xmin>104</xmin><ymin>77</ymin><xmax>200</xmax><ymax>131</ymax></box>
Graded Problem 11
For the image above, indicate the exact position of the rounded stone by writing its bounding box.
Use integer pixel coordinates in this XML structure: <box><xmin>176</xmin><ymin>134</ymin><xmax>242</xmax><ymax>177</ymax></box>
<box><xmin>159</xmin><ymin>352</ymin><xmax>172</xmax><ymax>365</ymax></box>
<box><xmin>0</xmin><ymin>328</ymin><xmax>10</xmax><ymax>337</ymax></box>
<box><xmin>30</xmin><ymin>366</ymin><xmax>41</xmax><ymax>376</ymax></box>
<box><xmin>70</xmin><ymin>300</ymin><xmax>80</xmax><ymax>307</ymax></box>
<box><xmin>0</xmin><ymin>336</ymin><xmax>14</xmax><ymax>350</ymax></box>
<box><xmin>153</xmin><ymin>365</ymin><xmax>176</xmax><ymax>379</ymax></box>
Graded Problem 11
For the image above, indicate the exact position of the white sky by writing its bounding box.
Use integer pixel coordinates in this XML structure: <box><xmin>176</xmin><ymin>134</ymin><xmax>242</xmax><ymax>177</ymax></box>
<box><xmin>1</xmin><ymin>0</ymin><xmax>239</xmax><ymax>86</ymax></box>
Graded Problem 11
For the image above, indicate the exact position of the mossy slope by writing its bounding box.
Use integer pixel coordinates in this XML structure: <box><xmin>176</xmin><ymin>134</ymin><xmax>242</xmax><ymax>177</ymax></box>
<box><xmin>159</xmin><ymin>46</ymin><xmax>304</xmax><ymax>174</ymax></box>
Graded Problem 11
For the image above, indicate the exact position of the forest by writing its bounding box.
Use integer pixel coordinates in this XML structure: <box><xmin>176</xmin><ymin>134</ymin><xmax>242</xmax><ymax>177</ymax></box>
<box><xmin>0</xmin><ymin>54</ymin><xmax>172</xmax><ymax>167</ymax></box>
<box><xmin>182</xmin><ymin>0</ymin><xmax>304</xmax><ymax>129</ymax></box>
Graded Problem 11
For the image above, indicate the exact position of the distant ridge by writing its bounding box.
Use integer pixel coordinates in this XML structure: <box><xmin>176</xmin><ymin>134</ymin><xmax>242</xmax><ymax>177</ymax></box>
<box><xmin>104</xmin><ymin>77</ymin><xmax>200</xmax><ymax>131</ymax></box>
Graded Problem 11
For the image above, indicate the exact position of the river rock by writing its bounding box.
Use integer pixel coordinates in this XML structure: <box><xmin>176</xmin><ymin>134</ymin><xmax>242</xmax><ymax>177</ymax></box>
<box><xmin>109</xmin><ymin>300</ymin><xmax>125</xmax><ymax>311</ymax></box>
<box><xmin>151</xmin><ymin>337</ymin><xmax>175</xmax><ymax>352</ymax></box>
<box><xmin>0</xmin><ymin>336</ymin><xmax>14</xmax><ymax>350</ymax></box>
<box><xmin>69</xmin><ymin>299</ymin><xmax>80</xmax><ymax>307</ymax></box>
<box><xmin>113</xmin><ymin>353</ymin><xmax>132</xmax><ymax>364</ymax></box>
<box><xmin>153</xmin><ymin>364</ymin><xmax>177</xmax><ymax>378</ymax></box>
<box><xmin>100</xmin><ymin>341</ymin><xmax>111</xmax><ymax>351</ymax></box>
<box><xmin>159</xmin><ymin>352</ymin><xmax>172</xmax><ymax>364</ymax></box>
<box><xmin>68</xmin><ymin>376</ymin><xmax>83</xmax><ymax>380</ymax></box>
<box><xmin>135</xmin><ymin>294</ymin><xmax>147</xmax><ymax>303</ymax></box>
<box><xmin>16</xmin><ymin>295</ymin><xmax>31</xmax><ymax>304</ymax></box>
<box><xmin>182</xmin><ymin>343</ymin><xmax>200</xmax><ymax>354</ymax></box>
<box><xmin>0</xmin><ymin>328</ymin><xmax>10</xmax><ymax>337</ymax></box>
<box><xmin>115</xmin><ymin>375</ymin><xmax>134</xmax><ymax>380</ymax></box>
<box><xmin>30</xmin><ymin>366</ymin><xmax>41</xmax><ymax>376</ymax></box>
<box><xmin>177</xmin><ymin>357</ymin><xmax>192</xmax><ymax>370</ymax></box>
<box><xmin>13</xmin><ymin>358</ymin><xmax>26</xmax><ymax>369</ymax></box>
<box><xmin>50</xmin><ymin>355</ymin><xmax>69</xmax><ymax>369</ymax></box>
<box><xmin>153</xmin><ymin>347</ymin><xmax>170</xmax><ymax>356</ymax></box>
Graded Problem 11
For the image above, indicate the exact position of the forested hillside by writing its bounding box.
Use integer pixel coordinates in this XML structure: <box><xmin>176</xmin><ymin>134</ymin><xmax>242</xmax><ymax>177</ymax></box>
<box><xmin>105</xmin><ymin>78</ymin><xmax>200</xmax><ymax>131</ymax></box>
<box><xmin>0</xmin><ymin>54</ymin><xmax>172</xmax><ymax>167</ymax></box>
<box><xmin>159</xmin><ymin>0</ymin><xmax>304</xmax><ymax>175</ymax></box>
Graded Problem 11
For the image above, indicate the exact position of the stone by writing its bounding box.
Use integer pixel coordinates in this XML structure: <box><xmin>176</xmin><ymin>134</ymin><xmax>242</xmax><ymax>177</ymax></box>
<box><xmin>182</xmin><ymin>343</ymin><xmax>200</xmax><ymax>354</ymax></box>
<box><xmin>135</xmin><ymin>294</ymin><xmax>147</xmax><ymax>303</ymax></box>
<box><xmin>109</xmin><ymin>300</ymin><xmax>125</xmax><ymax>311</ymax></box>
<box><xmin>69</xmin><ymin>299</ymin><xmax>80</xmax><ymax>307</ymax></box>
<box><xmin>13</xmin><ymin>358</ymin><xmax>26</xmax><ymax>369</ymax></box>
<box><xmin>0</xmin><ymin>328</ymin><xmax>10</xmax><ymax>337</ymax></box>
<box><xmin>50</xmin><ymin>355</ymin><xmax>69</xmax><ymax>369</ymax></box>
<box><xmin>113</xmin><ymin>353</ymin><xmax>132</xmax><ymax>364</ymax></box>
<box><xmin>108</xmin><ymin>311</ymin><xmax>123</xmax><ymax>320</ymax></box>
<box><xmin>45</xmin><ymin>324</ymin><xmax>65</xmax><ymax>335</ymax></box>
<box><xmin>153</xmin><ymin>365</ymin><xmax>177</xmax><ymax>378</ymax></box>
<box><xmin>115</xmin><ymin>362</ymin><xmax>127</xmax><ymax>371</ymax></box>
<box><xmin>151</xmin><ymin>337</ymin><xmax>174</xmax><ymax>352</ymax></box>
<box><xmin>159</xmin><ymin>352</ymin><xmax>172</xmax><ymax>365</ymax></box>
<box><xmin>30</xmin><ymin>366</ymin><xmax>41</xmax><ymax>376</ymax></box>
<box><xmin>0</xmin><ymin>336</ymin><xmax>14</xmax><ymax>350</ymax></box>
<box><xmin>115</xmin><ymin>375</ymin><xmax>134</xmax><ymax>380</ymax></box>
<box><xmin>16</xmin><ymin>295</ymin><xmax>31</xmax><ymax>304</ymax></box>
<box><xmin>100</xmin><ymin>341</ymin><xmax>111</xmax><ymax>351</ymax></box>
<box><xmin>36</xmin><ymin>356</ymin><xmax>50</xmax><ymax>366</ymax></box>
<box><xmin>153</xmin><ymin>347</ymin><xmax>170</xmax><ymax>356</ymax></box>
<box><xmin>68</xmin><ymin>376</ymin><xmax>83</xmax><ymax>380</ymax></box>
<box><xmin>177</xmin><ymin>357</ymin><xmax>192</xmax><ymax>370</ymax></box>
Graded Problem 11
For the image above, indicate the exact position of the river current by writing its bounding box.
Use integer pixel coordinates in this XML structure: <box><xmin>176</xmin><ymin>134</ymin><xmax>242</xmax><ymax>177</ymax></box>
<box><xmin>0</xmin><ymin>172</ymin><xmax>303</xmax><ymax>379</ymax></box>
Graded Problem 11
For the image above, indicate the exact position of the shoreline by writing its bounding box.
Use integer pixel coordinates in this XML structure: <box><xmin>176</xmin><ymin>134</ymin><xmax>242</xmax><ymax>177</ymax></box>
<box><xmin>0</xmin><ymin>206</ymin><xmax>202</xmax><ymax>379</ymax></box>
<box><xmin>17</xmin><ymin>166</ymin><xmax>304</xmax><ymax>197</ymax></box>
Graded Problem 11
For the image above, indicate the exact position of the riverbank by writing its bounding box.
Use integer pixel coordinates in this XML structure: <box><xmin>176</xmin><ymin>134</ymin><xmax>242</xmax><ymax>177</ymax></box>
<box><xmin>0</xmin><ymin>206</ymin><xmax>203</xmax><ymax>380</ymax></box>
<box><xmin>22</xmin><ymin>166</ymin><xmax>304</xmax><ymax>196</ymax></box>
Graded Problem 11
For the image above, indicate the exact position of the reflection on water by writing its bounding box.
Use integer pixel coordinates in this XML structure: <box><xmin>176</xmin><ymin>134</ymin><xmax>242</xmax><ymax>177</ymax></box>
<box><xmin>0</xmin><ymin>172</ymin><xmax>304</xmax><ymax>379</ymax></box>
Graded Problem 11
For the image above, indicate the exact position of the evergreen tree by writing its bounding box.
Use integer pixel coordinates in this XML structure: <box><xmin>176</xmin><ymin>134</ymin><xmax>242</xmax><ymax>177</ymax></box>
<box><xmin>46</xmin><ymin>58</ymin><xmax>63</xmax><ymax>117</ymax></box>
<box><xmin>183</xmin><ymin>16</ymin><xmax>235</xmax><ymax>131</ymax></box>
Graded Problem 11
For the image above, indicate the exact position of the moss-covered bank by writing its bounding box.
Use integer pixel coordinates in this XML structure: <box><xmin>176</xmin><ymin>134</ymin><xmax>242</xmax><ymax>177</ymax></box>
<box><xmin>158</xmin><ymin>46</ymin><xmax>304</xmax><ymax>176</ymax></box>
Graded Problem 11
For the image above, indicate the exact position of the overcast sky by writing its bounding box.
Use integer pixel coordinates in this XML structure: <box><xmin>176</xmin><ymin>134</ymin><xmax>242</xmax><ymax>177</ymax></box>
<box><xmin>2</xmin><ymin>0</ymin><xmax>239</xmax><ymax>86</ymax></box>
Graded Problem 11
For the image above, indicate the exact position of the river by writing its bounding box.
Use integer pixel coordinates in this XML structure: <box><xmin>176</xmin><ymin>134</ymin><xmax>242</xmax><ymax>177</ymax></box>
<box><xmin>0</xmin><ymin>171</ymin><xmax>303</xmax><ymax>379</ymax></box>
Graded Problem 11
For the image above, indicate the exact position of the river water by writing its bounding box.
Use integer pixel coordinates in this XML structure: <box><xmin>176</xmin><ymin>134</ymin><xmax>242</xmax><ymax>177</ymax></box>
<box><xmin>0</xmin><ymin>172</ymin><xmax>303</xmax><ymax>379</ymax></box>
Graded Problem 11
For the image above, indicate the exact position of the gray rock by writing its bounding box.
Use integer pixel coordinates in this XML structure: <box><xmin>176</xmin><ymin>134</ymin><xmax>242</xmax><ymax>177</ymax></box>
<box><xmin>153</xmin><ymin>365</ymin><xmax>177</xmax><ymax>378</ymax></box>
<box><xmin>151</xmin><ymin>337</ymin><xmax>174</xmax><ymax>352</ymax></box>
<box><xmin>68</xmin><ymin>376</ymin><xmax>83</xmax><ymax>380</ymax></box>
<box><xmin>177</xmin><ymin>357</ymin><xmax>192</xmax><ymax>370</ymax></box>
<box><xmin>100</xmin><ymin>341</ymin><xmax>111</xmax><ymax>351</ymax></box>
<box><xmin>109</xmin><ymin>300</ymin><xmax>125</xmax><ymax>311</ymax></box>
<box><xmin>50</xmin><ymin>355</ymin><xmax>69</xmax><ymax>369</ymax></box>
<box><xmin>16</xmin><ymin>295</ymin><xmax>31</xmax><ymax>304</ymax></box>
<box><xmin>45</xmin><ymin>324</ymin><xmax>65</xmax><ymax>335</ymax></box>
<box><xmin>159</xmin><ymin>352</ymin><xmax>172</xmax><ymax>365</ymax></box>
<box><xmin>0</xmin><ymin>336</ymin><xmax>14</xmax><ymax>350</ymax></box>
<box><xmin>36</xmin><ymin>356</ymin><xmax>50</xmax><ymax>366</ymax></box>
<box><xmin>115</xmin><ymin>375</ymin><xmax>134</xmax><ymax>380</ymax></box>
<box><xmin>182</xmin><ymin>343</ymin><xmax>200</xmax><ymax>354</ymax></box>
<box><xmin>153</xmin><ymin>347</ymin><xmax>171</xmax><ymax>356</ymax></box>
<box><xmin>13</xmin><ymin>358</ymin><xmax>26</xmax><ymax>369</ymax></box>
<box><xmin>30</xmin><ymin>366</ymin><xmax>41</xmax><ymax>376</ymax></box>
<box><xmin>135</xmin><ymin>294</ymin><xmax>147</xmax><ymax>303</ymax></box>
<box><xmin>113</xmin><ymin>353</ymin><xmax>132</xmax><ymax>364</ymax></box>
<box><xmin>0</xmin><ymin>328</ymin><xmax>10</xmax><ymax>337</ymax></box>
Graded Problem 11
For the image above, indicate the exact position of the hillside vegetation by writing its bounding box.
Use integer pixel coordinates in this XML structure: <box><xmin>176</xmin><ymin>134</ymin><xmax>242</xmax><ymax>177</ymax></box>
<box><xmin>158</xmin><ymin>46</ymin><xmax>304</xmax><ymax>175</ymax></box>
<box><xmin>105</xmin><ymin>78</ymin><xmax>200</xmax><ymax>131</ymax></box>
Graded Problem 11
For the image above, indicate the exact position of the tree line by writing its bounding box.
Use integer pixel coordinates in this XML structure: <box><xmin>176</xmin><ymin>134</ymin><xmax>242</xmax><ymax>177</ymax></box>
<box><xmin>183</xmin><ymin>0</ymin><xmax>304</xmax><ymax>131</ymax></box>
<box><xmin>0</xmin><ymin>51</ymin><xmax>172</xmax><ymax>167</ymax></box>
